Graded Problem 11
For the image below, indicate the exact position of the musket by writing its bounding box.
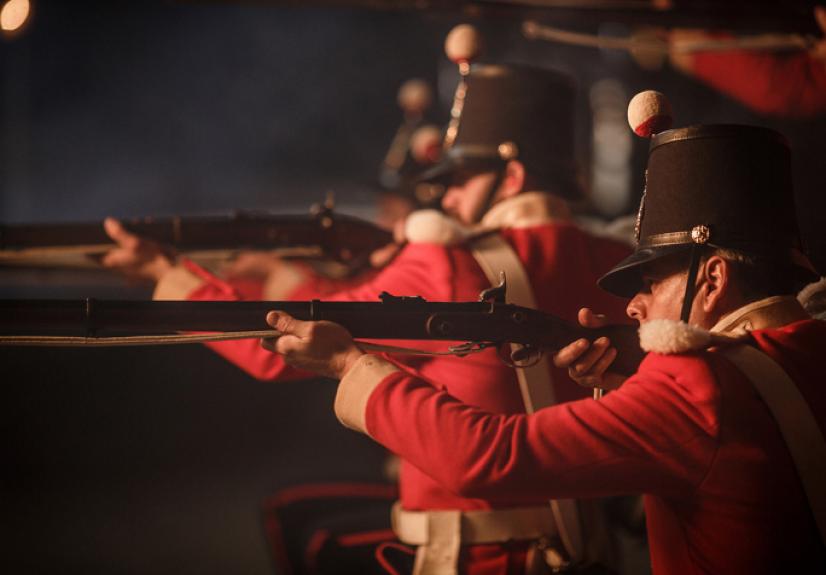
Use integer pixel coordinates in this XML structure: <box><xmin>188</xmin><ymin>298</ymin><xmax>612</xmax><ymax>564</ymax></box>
<box><xmin>0</xmin><ymin>201</ymin><xmax>394</xmax><ymax>271</ymax></box>
<box><xmin>0</xmin><ymin>280</ymin><xmax>645</xmax><ymax>376</ymax></box>
<box><xmin>309</xmin><ymin>1</ymin><xmax>819</xmax><ymax>33</ymax></box>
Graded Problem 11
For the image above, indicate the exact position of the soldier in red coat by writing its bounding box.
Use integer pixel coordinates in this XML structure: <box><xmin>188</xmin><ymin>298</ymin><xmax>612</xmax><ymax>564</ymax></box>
<box><xmin>102</xmin><ymin>62</ymin><xmax>632</xmax><ymax>573</ymax></box>
<box><xmin>265</xmin><ymin>124</ymin><xmax>826</xmax><ymax>574</ymax></box>
<box><xmin>668</xmin><ymin>7</ymin><xmax>826</xmax><ymax>118</ymax></box>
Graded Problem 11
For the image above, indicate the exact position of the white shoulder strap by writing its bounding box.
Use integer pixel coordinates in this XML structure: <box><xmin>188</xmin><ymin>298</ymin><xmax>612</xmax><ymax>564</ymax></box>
<box><xmin>720</xmin><ymin>344</ymin><xmax>826</xmax><ymax>546</ymax></box>
<box><xmin>469</xmin><ymin>232</ymin><xmax>584</xmax><ymax>564</ymax></box>
<box><xmin>470</xmin><ymin>233</ymin><xmax>557</xmax><ymax>410</ymax></box>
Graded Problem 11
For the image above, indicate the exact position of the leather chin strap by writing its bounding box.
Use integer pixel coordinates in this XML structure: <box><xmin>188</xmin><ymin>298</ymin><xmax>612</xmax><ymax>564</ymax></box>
<box><xmin>679</xmin><ymin>244</ymin><xmax>704</xmax><ymax>323</ymax></box>
<box><xmin>470</xmin><ymin>164</ymin><xmax>507</xmax><ymax>225</ymax></box>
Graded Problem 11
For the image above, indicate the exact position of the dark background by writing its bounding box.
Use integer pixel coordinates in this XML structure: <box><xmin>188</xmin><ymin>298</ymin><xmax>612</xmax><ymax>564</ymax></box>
<box><xmin>2</xmin><ymin>1</ymin><xmax>824</xmax><ymax>573</ymax></box>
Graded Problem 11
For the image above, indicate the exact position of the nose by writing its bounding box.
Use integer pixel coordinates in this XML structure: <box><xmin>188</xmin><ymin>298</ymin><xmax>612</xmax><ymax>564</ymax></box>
<box><xmin>626</xmin><ymin>294</ymin><xmax>645</xmax><ymax>322</ymax></box>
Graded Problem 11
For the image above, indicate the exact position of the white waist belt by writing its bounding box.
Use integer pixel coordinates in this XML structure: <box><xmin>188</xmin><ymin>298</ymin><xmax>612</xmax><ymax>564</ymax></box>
<box><xmin>391</xmin><ymin>502</ymin><xmax>563</xmax><ymax>575</ymax></box>
<box><xmin>392</xmin><ymin>502</ymin><xmax>558</xmax><ymax>545</ymax></box>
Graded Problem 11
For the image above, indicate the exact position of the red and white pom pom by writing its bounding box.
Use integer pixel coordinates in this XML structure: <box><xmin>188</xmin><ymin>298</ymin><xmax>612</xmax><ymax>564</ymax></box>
<box><xmin>627</xmin><ymin>90</ymin><xmax>673</xmax><ymax>138</ymax></box>
<box><xmin>445</xmin><ymin>24</ymin><xmax>482</xmax><ymax>64</ymax></box>
<box><xmin>398</xmin><ymin>79</ymin><xmax>432</xmax><ymax>114</ymax></box>
<box><xmin>410</xmin><ymin>125</ymin><xmax>442</xmax><ymax>164</ymax></box>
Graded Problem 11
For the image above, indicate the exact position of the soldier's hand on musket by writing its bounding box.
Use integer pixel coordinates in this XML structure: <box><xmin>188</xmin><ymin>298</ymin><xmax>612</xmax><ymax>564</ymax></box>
<box><xmin>553</xmin><ymin>308</ymin><xmax>626</xmax><ymax>392</ymax></box>
<box><xmin>262</xmin><ymin>312</ymin><xmax>364</xmax><ymax>380</ymax></box>
<box><xmin>101</xmin><ymin>217</ymin><xmax>175</xmax><ymax>282</ymax></box>
<box><xmin>369</xmin><ymin>218</ymin><xmax>407</xmax><ymax>268</ymax></box>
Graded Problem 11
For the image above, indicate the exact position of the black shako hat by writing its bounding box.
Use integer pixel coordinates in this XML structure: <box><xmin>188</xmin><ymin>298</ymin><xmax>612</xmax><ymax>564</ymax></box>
<box><xmin>599</xmin><ymin>124</ymin><xmax>818</xmax><ymax>298</ymax></box>
<box><xmin>419</xmin><ymin>64</ymin><xmax>577</xmax><ymax>197</ymax></box>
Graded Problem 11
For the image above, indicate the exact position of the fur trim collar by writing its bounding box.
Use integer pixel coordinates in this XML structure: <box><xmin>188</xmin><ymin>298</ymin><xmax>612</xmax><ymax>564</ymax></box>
<box><xmin>404</xmin><ymin>209</ymin><xmax>471</xmax><ymax>246</ymax></box>
<box><xmin>639</xmin><ymin>296</ymin><xmax>809</xmax><ymax>355</ymax></box>
<box><xmin>639</xmin><ymin>320</ymin><xmax>743</xmax><ymax>354</ymax></box>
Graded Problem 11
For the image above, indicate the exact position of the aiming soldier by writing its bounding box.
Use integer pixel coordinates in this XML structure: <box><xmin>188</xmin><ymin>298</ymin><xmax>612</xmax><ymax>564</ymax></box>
<box><xmin>102</xmin><ymin>27</ymin><xmax>633</xmax><ymax>574</ymax></box>
<box><xmin>265</xmin><ymin>120</ymin><xmax>826</xmax><ymax>574</ymax></box>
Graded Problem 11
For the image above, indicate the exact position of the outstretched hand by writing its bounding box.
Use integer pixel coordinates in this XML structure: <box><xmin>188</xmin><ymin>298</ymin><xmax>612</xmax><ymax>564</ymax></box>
<box><xmin>101</xmin><ymin>218</ymin><xmax>174</xmax><ymax>282</ymax></box>
<box><xmin>262</xmin><ymin>312</ymin><xmax>364</xmax><ymax>380</ymax></box>
<box><xmin>553</xmin><ymin>308</ymin><xmax>626</xmax><ymax>392</ymax></box>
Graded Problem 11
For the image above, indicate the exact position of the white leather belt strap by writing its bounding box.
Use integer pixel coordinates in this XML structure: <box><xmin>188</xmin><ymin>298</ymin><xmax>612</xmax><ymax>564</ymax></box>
<box><xmin>392</xmin><ymin>502</ymin><xmax>559</xmax><ymax>546</ymax></box>
<box><xmin>470</xmin><ymin>232</ymin><xmax>584</xmax><ymax>566</ymax></box>
<box><xmin>720</xmin><ymin>344</ymin><xmax>826</xmax><ymax>546</ymax></box>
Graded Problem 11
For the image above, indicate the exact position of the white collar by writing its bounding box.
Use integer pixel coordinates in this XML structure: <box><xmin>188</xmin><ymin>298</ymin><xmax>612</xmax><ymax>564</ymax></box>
<box><xmin>480</xmin><ymin>191</ymin><xmax>571</xmax><ymax>230</ymax></box>
<box><xmin>711</xmin><ymin>295</ymin><xmax>808</xmax><ymax>335</ymax></box>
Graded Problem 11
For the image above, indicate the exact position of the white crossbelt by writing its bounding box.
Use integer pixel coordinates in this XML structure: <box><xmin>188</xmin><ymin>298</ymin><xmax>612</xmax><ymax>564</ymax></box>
<box><xmin>471</xmin><ymin>232</ymin><xmax>585</xmax><ymax>565</ymax></box>
<box><xmin>720</xmin><ymin>344</ymin><xmax>826</xmax><ymax>546</ymax></box>
<box><xmin>390</xmin><ymin>232</ymin><xmax>586</xmax><ymax>575</ymax></box>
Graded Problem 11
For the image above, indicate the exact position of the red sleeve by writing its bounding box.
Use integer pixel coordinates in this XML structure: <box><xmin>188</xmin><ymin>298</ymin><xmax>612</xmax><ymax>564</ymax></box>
<box><xmin>284</xmin><ymin>262</ymin><xmax>383</xmax><ymax>300</ymax></box>
<box><xmin>186</xmin><ymin>245</ymin><xmax>462</xmax><ymax>381</ymax></box>
<box><xmin>689</xmin><ymin>50</ymin><xmax>826</xmax><ymax>117</ymax></box>
<box><xmin>363</xmin><ymin>353</ymin><xmax>721</xmax><ymax>503</ymax></box>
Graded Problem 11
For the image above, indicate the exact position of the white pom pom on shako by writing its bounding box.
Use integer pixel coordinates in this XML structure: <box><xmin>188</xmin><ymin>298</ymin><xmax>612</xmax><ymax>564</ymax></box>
<box><xmin>628</xmin><ymin>90</ymin><xmax>673</xmax><ymax>138</ymax></box>
<box><xmin>398</xmin><ymin>78</ymin><xmax>432</xmax><ymax>114</ymax></box>
<box><xmin>404</xmin><ymin>209</ymin><xmax>469</xmax><ymax>246</ymax></box>
<box><xmin>445</xmin><ymin>24</ymin><xmax>483</xmax><ymax>63</ymax></box>
<box><xmin>639</xmin><ymin>319</ymin><xmax>712</xmax><ymax>354</ymax></box>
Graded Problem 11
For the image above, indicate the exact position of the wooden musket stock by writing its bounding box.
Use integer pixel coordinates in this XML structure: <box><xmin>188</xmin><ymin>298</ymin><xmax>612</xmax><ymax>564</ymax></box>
<box><xmin>0</xmin><ymin>295</ymin><xmax>645</xmax><ymax>375</ymax></box>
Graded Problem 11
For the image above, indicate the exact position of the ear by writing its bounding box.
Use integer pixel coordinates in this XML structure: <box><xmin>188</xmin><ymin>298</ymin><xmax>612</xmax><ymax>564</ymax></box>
<box><xmin>498</xmin><ymin>160</ymin><xmax>526</xmax><ymax>199</ymax></box>
<box><xmin>698</xmin><ymin>255</ymin><xmax>730</xmax><ymax>313</ymax></box>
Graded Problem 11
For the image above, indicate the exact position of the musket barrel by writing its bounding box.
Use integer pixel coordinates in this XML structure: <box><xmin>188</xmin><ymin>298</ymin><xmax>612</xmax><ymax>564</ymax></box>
<box><xmin>0</xmin><ymin>299</ymin><xmax>485</xmax><ymax>340</ymax></box>
<box><xmin>0</xmin><ymin>213</ymin><xmax>394</xmax><ymax>264</ymax></box>
<box><xmin>0</xmin><ymin>298</ymin><xmax>645</xmax><ymax>374</ymax></box>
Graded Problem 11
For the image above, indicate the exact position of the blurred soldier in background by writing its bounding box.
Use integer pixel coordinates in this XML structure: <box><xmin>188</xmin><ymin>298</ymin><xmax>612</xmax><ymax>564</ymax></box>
<box><xmin>669</xmin><ymin>6</ymin><xmax>826</xmax><ymax>117</ymax></box>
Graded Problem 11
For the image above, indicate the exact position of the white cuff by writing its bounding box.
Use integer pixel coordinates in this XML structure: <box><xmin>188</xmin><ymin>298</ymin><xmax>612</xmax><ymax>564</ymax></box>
<box><xmin>262</xmin><ymin>261</ymin><xmax>309</xmax><ymax>300</ymax></box>
<box><xmin>335</xmin><ymin>355</ymin><xmax>400</xmax><ymax>435</ymax></box>
<box><xmin>153</xmin><ymin>265</ymin><xmax>206</xmax><ymax>300</ymax></box>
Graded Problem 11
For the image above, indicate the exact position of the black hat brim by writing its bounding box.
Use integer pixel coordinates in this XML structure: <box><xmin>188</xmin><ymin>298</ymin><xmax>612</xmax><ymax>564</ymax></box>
<box><xmin>417</xmin><ymin>154</ymin><xmax>503</xmax><ymax>184</ymax></box>
<box><xmin>599</xmin><ymin>243</ymin><xmax>822</xmax><ymax>299</ymax></box>
<box><xmin>598</xmin><ymin>244</ymin><xmax>692</xmax><ymax>298</ymax></box>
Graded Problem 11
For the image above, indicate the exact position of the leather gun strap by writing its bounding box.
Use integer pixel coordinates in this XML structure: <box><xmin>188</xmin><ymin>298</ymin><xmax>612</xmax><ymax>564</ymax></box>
<box><xmin>721</xmin><ymin>345</ymin><xmax>826</xmax><ymax>546</ymax></box>
<box><xmin>470</xmin><ymin>232</ymin><xmax>585</xmax><ymax>565</ymax></box>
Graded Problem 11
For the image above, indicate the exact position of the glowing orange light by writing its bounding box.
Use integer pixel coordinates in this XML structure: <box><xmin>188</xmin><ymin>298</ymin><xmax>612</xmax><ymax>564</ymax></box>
<box><xmin>1</xmin><ymin>0</ymin><xmax>30</xmax><ymax>33</ymax></box>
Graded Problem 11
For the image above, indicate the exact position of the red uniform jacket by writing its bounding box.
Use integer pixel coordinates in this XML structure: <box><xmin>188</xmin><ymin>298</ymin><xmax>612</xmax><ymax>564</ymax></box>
<box><xmin>154</xmin><ymin>195</ymin><xmax>631</xmax><ymax>571</ymax></box>
<box><xmin>339</xmin><ymin>310</ymin><xmax>826</xmax><ymax>574</ymax></box>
